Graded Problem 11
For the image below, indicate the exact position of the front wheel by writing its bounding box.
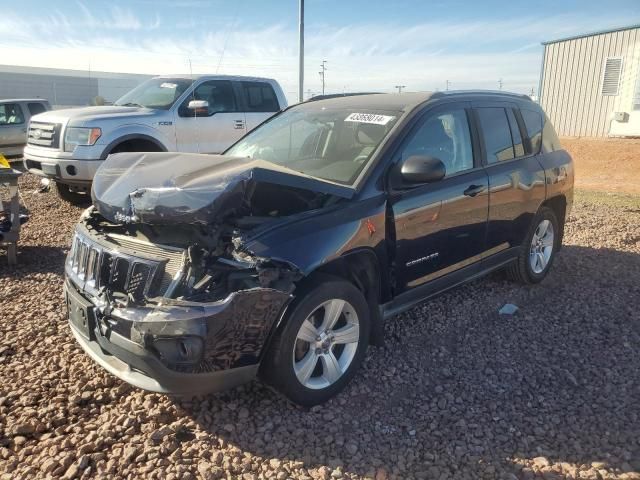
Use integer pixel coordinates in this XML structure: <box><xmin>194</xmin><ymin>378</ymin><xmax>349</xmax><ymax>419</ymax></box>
<box><xmin>261</xmin><ymin>277</ymin><xmax>370</xmax><ymax>406</ymax></box>
<box><xmin>506</xmin><ymin>206</ymin><xmax>560</xmax><ymax>284</ymax></box>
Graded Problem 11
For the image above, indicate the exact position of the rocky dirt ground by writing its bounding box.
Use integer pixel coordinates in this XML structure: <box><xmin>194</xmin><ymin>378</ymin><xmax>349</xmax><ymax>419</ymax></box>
<box><xmin>1</xmin><ymin>167</ymin><xmax>639</xmax><ymax>479</ymax></box>
<box><xmin>562</xmin><ymin>137</ymin><xmax>640</xmax><ymax>195</ymax></box>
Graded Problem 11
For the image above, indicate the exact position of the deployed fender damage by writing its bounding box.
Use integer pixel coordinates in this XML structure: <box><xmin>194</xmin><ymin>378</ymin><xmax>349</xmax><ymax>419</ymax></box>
<box><xmin>65</xmin><ymin>152</ymin><xmax>352</xmax><ymax>388</ymax></box>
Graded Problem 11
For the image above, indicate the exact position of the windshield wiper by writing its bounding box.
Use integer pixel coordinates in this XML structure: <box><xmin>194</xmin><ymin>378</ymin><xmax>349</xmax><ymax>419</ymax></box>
<box><xmin>117</xmin><ymin>102</ymin><xmax>144</xmax><ymax>108</ymax></box>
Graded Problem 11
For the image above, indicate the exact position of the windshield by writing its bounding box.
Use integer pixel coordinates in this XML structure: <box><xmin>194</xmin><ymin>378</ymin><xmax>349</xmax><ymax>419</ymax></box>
<box><xmin>114</xmin><ymin>78</ymin><xmax>193</xmax><ymax>110</ymax></box>
<box><xmin>226</xmin><ymin>107</ymin><xmax>401</xmax><ymax>185</ymax></box>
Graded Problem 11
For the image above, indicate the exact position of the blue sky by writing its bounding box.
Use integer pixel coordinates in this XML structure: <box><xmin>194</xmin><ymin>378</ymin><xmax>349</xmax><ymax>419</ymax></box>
<box><xmin>1</xmin><ymin>0</ymin><xmax>639</xmax><ymax>102</ymax></box>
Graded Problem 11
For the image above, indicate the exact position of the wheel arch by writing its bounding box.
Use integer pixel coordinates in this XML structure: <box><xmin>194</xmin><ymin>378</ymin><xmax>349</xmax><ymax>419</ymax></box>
<box><xmin>262</xmin><ymin>248</ymin><xmax>385</xmax><ymax>361</ymax></box>
<box><xmin>540</xmin><ymin>194</ymin><xmax>567</xmax><ymax>248</ymax></box>
<box><xmin>312</xmin><ymin>249</ymin><xmax>384</xmax><ymax>346</ymax></box>
<box><xmin>101</xmin><ymin>134</ymin><xmax>167</xmax><ymax>159</ymax></box>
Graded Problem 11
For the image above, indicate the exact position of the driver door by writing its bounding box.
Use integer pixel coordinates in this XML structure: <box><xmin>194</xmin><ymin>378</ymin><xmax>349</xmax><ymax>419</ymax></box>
<box><xmin>390</xmin><ymin>102</ymin><xmax>489</xmax><ymax>294</ymax></box>
<box><xmin>174</xmin><ymin>80</ymin><xmax>246</xmax><ymax>154</ymax></box>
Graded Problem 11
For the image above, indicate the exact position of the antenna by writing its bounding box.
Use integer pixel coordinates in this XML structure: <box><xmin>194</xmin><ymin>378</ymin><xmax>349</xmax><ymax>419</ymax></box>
<box><xmin>189</xmin><ymin>58</ymin><xmax>201</xmax><ymax>154</ymax></box>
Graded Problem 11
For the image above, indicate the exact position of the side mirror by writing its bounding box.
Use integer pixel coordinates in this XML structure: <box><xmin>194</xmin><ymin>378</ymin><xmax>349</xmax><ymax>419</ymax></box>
<box><xmin>187</xmin><ymin>100</ymin><xmax>209</xmax><ymax>110</ymax></box>
<box><xmin>184</xmin><ymin>99</ymin><xmax>209</xmax><ymax>118</ymax></box>
<box><xmin>400</xmin><ymin>155</ymin><xmax>446</xmax><ymax>184</ymax></box>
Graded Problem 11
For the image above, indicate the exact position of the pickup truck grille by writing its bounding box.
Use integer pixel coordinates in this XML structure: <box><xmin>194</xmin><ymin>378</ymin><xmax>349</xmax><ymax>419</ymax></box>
<box><xmin>27</xmin><ymin>122</ymin><xmax>61</xmax><ymax>148</ymax></box>
<box><xmin>66</xmin><ymin>230</ymin><xmax>184</xmax><ymax>302</ymax></box>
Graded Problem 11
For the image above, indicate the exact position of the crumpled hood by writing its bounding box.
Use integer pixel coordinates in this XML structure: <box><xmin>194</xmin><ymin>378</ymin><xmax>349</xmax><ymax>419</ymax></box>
<box><xmin>91</xmin><ymin>152</ymin><xmax>355</xmax><ymax>225</ymax></box>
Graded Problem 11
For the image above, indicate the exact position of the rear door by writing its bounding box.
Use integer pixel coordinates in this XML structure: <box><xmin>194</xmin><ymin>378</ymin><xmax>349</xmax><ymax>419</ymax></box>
<box><xmin>174</xmin><ymin>79</ymin><xmax>246</xmax><ymax>154</ymax></box>
<box><xmin>390</xmin><ymin>102</ymin><xmax>489</xmax><ymax>293</ymax></box>
<box><xmin>472</xmin><ymin>102</ymin><xmax>546</xmax><ymax>253</ymax></box>
<box><xmin>0</xmin><ymin>103</ymin><xmax>27</xmax><ymax>157</ymax></box>
<box><xmin>238</xmin><ymin>81</ymin><xmax>281</xmax><ymax>131</ymax></box>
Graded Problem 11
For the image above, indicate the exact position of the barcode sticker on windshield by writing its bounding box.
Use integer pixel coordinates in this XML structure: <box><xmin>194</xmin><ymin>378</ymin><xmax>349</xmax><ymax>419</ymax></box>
<box><xmin>345</xmin><ymin>113</ymin><xmax>395</xmax><ymax>125</ymax></box>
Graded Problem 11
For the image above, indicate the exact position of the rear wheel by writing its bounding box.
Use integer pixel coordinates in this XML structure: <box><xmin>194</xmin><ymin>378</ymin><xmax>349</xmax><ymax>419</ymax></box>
<box><xmin>506</xmin><ymin>206</ymin><xmax>559</xmax><ymax>284</ymax></box>
<box><xmin>261</xmin><ymin>277</ymin><xmax>370</xmax><ymax>406</ymax></box>
<box><xmin>55</xmin><ymin>182</ymin><xmax>91</xmax><ymax>206</ymax></box>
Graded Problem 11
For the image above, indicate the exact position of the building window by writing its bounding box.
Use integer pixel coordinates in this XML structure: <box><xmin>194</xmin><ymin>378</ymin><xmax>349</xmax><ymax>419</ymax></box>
<box><xmin>601</xmin><ymin>57</ymin><xmax>623</xmax><ymax>96</ymax></box>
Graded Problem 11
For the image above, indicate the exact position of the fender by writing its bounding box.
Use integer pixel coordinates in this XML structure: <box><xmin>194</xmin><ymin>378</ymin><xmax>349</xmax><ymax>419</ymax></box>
<box><xmin>98</xmin><ymin>126</ymin><xmax>172</xmax><ymax>159</ymax></box>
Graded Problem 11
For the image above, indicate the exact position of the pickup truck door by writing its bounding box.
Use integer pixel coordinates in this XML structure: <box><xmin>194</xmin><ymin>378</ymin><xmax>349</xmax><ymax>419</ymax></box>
<box><xmin>236</xmin><ymin>81</ymin><xmax>282</xmax><ymax>132</ymax></box>
<box><xmin>174</xmin><ymin>79</ymin><xmax>246</xmax><ymax>154</ymax></box>
<box><xmin>0</xmin><ymin>103</ymin><xmax>28</xmax><ymax>157</ymax></box>
<box><xmin>472</xmin><ymin>102</ymin><xmax>546</xmax><ymax>253</ymax></box>
<box><xmin>390</xmin><ymin>103</ymin><xmax>489</xmax><ymax>294</ymax></box>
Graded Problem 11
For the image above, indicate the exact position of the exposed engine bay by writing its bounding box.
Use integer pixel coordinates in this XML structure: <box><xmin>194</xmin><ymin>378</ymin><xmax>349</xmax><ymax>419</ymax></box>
<box><xmin>74</xmin><ymin>152</ymin><xmax>354</xmax><ymax>308</ymax></box>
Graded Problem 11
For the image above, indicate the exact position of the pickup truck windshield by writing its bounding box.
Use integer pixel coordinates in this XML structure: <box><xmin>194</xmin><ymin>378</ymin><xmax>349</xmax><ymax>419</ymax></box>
<box><xmin>226</xmin><ymin>108</ymin><xmax>401</xmax><ymax>185</ymax></box>
<box><xmin>114</xmin><ymin>78</ymin><xmax>193</xmax><ymax>110</ymax></box>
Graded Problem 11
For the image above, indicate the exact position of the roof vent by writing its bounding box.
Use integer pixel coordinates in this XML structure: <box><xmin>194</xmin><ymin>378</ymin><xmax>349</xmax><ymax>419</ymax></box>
<box><xmin>601</xmin><ymin>57</ymin><xmax>623</xmax><ymax>96</ymax></box>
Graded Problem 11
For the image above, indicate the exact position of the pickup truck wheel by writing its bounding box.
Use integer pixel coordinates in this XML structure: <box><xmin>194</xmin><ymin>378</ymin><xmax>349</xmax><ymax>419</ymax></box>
<box><xmin>506</xmin><ymin>206</ymin><xmax>559</xmax><ymax>284</ymax></box>
<box><xmin>55</xmin><ymin>182</ymin><xmax>91</xmax><ymax>206</ymax></box>
<box><xmin>261</xmin><ymin>277</ymin><xmax>370</xmax><ymax>406</ymax></box>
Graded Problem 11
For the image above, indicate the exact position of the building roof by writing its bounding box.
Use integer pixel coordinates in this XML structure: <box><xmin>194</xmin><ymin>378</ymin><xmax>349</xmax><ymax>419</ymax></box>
<box><xmin>0</xmin><ymin>98</ymin><xmax>49</xmax><ymax>103</ymax></box>
<box><xmin>542</xmin><ymin>24</ymin><xmax>640</xmax><ymax>45</ymax></box>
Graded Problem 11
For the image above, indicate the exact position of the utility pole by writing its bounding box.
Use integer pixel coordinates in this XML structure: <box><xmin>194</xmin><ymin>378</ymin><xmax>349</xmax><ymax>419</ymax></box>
<box><xmin>298</xmin><ymin>0</ymin><xmax>304</xmax><ymax>103</ymax></box>
<box><xmin>445</xmin><ymin>80</ymin><xmax>451</xmax><ymax>91</ymax></box>
<box><xmin>395</xmin><ymin>85</ymin><xmax>406</xmax><ymax>94</ymax></box>
<box><xmin>319</xmin><ymin>60</ymin><xmax>327</xmax><ymax>95</ymax></box>
<box><xmin>498</xmin><ymin>78</ymin><xmax>503</xmax><ymax>90</ymax></box>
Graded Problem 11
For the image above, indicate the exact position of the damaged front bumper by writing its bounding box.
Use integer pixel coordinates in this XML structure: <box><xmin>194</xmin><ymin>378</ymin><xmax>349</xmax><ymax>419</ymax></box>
<box><xmin>64</xmin><ymin>278</ymin><xmax>290</xmax><ymax>395</ymax></box>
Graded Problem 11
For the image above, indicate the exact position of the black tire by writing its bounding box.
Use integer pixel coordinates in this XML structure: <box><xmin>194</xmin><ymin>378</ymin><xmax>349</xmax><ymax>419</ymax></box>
<box><xmin>506</xmin><ymin>206</ymin><xmax>560</xmax><ymax>284</ymax></box>
<box><xmin>260</xmin><ymin>276</ymin><xmax>370</xmax><ymax>406</ymax></box>
<box><xmin>55</xmin><ymin>182</ymin><xmax>91</xmax><ymax>206</ymax></box>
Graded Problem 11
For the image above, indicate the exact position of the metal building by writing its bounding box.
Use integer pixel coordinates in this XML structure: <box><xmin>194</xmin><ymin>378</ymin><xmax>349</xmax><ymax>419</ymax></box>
<box><xmin>0</xmin><ymin>65</ymin><xmax>152</xmax><ymax>109</ymax></box>
<box><xmin>539</xmin><ymin>24</ymin><xmax>640</xmax><ymax>137</ymax></box>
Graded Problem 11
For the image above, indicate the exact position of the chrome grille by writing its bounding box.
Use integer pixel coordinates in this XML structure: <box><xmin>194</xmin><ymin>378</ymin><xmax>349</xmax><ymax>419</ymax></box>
<box><xmin>27</xmin><ymin>122</ymin><xmax>61</xmax><ymax>148</ymax></box>
<box><xmin>66</xmin><ymin>230</ymin><xmax>184</xmax><ymax>301</ymax></box>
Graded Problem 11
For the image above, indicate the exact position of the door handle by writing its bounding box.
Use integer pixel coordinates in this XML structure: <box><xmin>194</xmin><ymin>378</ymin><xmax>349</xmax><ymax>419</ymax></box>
<box><xmin>463</xmin><ymin>184</ymin><xmax>486</xmax><ymax>197</ymax></box>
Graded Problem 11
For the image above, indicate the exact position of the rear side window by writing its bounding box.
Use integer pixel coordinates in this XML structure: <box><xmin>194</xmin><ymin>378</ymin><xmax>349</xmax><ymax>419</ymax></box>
<box><xmin>0</xmin><ymin>103</ymin><xmax>25</xmax><ymax>125</ymax></box>
<box><xmin>520</xmin><ymin>109</ymin><xmax>543</xmax><ymax>154</ymax></box>
<box><xmin>28</xmin><ymin>102</ymin><xmax>47</xmax><ymax>116</ymax></box>
<box><xmin>476</xmin><ymin>107</ymin><xmax>514</xmax><ymax>163</ymax></box>
<box><xmin>506</xmin><ymin>109</ymin><xmax>525</xmax><ymax>157</ymax></box>
<box><xmin>542</xmin><ymin>116</ymin><xmax>562</xmax><ymax>153</ymax></box>
<box><xmin>240</xmin><ymin>82</ymin><xmax>279</xmax><ymax>112</ymax></box>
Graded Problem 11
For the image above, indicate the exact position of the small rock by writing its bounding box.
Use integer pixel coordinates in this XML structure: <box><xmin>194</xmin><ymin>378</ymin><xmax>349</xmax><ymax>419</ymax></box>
<box><xmin>532</xmin><ymin>457</ymin><xmax>550</xmax><ymax>469</ymax></box>
<box><xmin>499</xmin><ymin>303</ymin><xmax>519</xmax><ymax>315</ymax></box>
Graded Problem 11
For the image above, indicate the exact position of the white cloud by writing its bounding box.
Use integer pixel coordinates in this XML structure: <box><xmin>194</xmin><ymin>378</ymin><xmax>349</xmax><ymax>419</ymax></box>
<box><xmin>0</xmin><ymin>4</ymin><xmax>638</xmax><ymax>102</ymax></box>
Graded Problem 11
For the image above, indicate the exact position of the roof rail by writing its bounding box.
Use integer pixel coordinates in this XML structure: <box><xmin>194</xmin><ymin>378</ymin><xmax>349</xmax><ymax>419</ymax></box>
<box><xmin>430</xmin><ymin>90</ymin><xmax>532</xmax><ymax>101</ymax></box>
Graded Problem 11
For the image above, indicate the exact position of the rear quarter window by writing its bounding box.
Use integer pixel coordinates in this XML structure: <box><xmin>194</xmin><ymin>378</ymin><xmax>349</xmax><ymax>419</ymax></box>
<box><xmin>520</xmin><ymin>109</ymin><xmax>543</xmax><ymax>154</ymax></box>
<box><xmin>241</xmin><ymin>82</ymin><xmax>279</xmax><ymax>112</ymax></box>
<box><xmin>542</xmin><ymin>115</ymin><xmax>562</xmax><ymax>153</ymax></box>
<box><xmin>28</xmin><ymin>102</ymin><xmax>47</xmax><ymax>116</ymax></box>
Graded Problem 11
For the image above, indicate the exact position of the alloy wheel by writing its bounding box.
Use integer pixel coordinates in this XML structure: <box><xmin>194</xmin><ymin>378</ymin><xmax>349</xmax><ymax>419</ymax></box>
<box><xmin>529</xmin><ymin>219</ymin><xmax>554</xmax><ymax>274</ymax></box>
<box><xmin>292</xmin><ymin>299</ymin><xmax>360</xmax><ymax>390</ymax></box>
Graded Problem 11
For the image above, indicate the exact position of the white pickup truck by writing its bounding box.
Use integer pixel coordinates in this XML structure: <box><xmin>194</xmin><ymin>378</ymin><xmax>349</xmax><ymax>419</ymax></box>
<box><xmin>23</xmin><ymin>75</ymin><xmax>287</xmax><ymax>203</ymax></box>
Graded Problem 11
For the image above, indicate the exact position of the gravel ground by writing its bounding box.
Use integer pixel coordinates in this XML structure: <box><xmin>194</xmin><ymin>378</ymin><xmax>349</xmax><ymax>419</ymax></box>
<box><xmin>1</xmin><ymin>175</ymin><xmax>639</xmax><ymax>480</ymax></box>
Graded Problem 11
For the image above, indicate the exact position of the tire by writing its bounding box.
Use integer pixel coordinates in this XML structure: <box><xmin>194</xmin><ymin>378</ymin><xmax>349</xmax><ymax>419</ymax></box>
<box><xmin>55</xmin><ymin>182</ymin><xmax>91</xmax><ymax>206</ymax></box>
<box><xmin>506</xmin><ymin>206</ymin><xmax>560</xmax><ymax>284</ymax></box>
<box><xmin>261</xmin><ymin>276</ymin><xmax>370</xmax><ymax>406</ymax></box>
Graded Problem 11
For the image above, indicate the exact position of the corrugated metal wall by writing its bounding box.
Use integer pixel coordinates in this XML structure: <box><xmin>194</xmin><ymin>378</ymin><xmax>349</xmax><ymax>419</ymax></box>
<box><xmin>540</xmin><ymin>26</ymin><xmax>640</xmax><ymax>137</ymax></box>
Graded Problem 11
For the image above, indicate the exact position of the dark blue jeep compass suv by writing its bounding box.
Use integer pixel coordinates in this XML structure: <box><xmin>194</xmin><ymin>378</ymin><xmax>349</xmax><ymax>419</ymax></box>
<box><xmin>65</xmin><ymin>91</ymin><xmax>573</xmax><ymax>405</ymax></box>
